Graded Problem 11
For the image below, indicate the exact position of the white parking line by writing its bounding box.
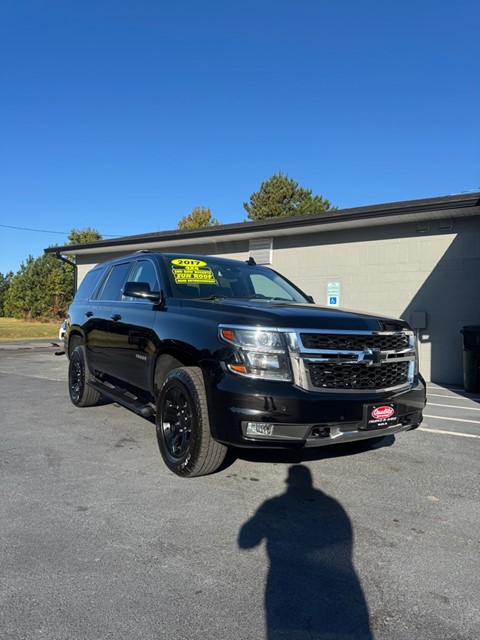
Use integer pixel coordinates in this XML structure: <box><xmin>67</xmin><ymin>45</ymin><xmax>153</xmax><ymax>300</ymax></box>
<box><xmin>427</xmin><ymin>392</ymin><xmax>480</xmax><ymax>400</ymax></box>
<box><xmin>424</xmin><ymin>414</ymin><xmax>480</xmax><ymax>425</ymax></box>
<box><xmin>0</xmin><ymin>369</ymin><xmax>65</xmax><ymax>382</ymax></box>
<box><xmin>418</xmin><ymin>427</ymin><xmax>480</xmax><ymax>439</ymax></box>
<box><xmin>428</xmin><ymin>402</ymin><xmax>480</xmax><ymax>411</ymax></box>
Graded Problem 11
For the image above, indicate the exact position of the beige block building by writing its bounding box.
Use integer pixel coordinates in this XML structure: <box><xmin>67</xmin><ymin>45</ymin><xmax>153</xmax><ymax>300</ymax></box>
<box><xmin>46</xmin><ymin>192</ymin><xmax>480</xmax><ymax>385</ymax></box>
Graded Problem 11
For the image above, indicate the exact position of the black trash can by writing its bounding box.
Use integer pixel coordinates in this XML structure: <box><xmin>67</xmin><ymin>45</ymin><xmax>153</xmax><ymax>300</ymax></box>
<box><xmin>460</xmin><ymin>326</ymin><xmax>480</xmax><ymax>392</ymax></box>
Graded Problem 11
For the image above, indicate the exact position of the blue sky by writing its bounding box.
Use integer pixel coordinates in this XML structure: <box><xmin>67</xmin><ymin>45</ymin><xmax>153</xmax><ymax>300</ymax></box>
<box><xmin>1</xmin><ymin>0</ymin><xmax>479</xmax><ymax>275</ymax></box>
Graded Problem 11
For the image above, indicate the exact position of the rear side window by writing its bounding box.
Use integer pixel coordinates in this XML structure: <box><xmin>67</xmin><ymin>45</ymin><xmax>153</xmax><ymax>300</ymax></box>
<box><xmin>73</xmin><ymin>269</ymin><xmax>103</xmax><ymax>302</ymax></box>
<box><xmin>97</xmin><ymin>262</ymin><xmax>133</xmax><ymax>301</ymax></box>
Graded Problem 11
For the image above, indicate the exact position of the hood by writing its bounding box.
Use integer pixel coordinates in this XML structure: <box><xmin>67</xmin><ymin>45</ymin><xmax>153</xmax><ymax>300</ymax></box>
<box><xmin>178</xmin><ymin>298</ymin><xmax>410</xmax><ymax>332</ymax></box>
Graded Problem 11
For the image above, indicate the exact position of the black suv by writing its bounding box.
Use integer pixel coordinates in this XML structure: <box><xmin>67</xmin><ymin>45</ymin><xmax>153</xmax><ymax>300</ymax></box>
<box><xmin>65</xmin><ymin>251</ymin><xmax>426</xmax><ymax>477</ymax></box>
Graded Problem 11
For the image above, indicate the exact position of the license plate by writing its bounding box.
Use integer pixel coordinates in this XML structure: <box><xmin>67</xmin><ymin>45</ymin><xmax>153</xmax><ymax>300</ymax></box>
<box><xmin>363</xmin><ymin>403</ymin><xmax>398</xmax><ymax>430</ymax></box>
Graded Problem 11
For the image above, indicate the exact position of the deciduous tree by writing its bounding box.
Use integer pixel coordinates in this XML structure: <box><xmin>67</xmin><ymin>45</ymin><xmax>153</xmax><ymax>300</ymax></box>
<box><xmin>177</xmin><ymin>207</ymin><xmax>220</xmax><ymax>229</ymax></box>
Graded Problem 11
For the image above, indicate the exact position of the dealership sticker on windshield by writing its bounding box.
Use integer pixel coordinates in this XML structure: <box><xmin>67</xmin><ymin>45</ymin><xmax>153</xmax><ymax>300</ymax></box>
<box><xmin>171</xmin><ymin>258</ymin><xmax>218</xmax><ymax>285</ymax></box>
<box><xmin>363</xmin><ymin>403</ymin><xmax>398</xmax><ymax>430</ymax></box>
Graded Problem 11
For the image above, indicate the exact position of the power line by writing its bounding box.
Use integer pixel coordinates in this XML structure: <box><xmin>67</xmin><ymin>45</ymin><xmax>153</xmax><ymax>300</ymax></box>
<box><xmin>0</xmin><ymin>223</ymin><xmax>119</xmax><ymax>238</ymax></box>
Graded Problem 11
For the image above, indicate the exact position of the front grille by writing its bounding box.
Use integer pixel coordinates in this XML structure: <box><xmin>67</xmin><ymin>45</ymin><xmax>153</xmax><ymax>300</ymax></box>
<box><xmin>308</xmin><ymin>361</ymin><xmax>410</xmax><ymax>390</ymax></box>
<box><xmin>300</xmin><ymin>333</ymin><xmax>410</xmax><ymax>351</ymax></box>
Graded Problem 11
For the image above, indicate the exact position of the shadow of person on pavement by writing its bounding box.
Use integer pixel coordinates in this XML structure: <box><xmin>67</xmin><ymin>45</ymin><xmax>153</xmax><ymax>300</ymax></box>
<box><xmin>238</xmin><ymin>465</ymin><xmax>373</xmax><ymax>639</ymax></box>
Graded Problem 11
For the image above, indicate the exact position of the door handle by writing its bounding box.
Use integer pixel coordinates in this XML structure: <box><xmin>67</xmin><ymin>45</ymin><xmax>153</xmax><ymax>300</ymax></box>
<box><xmin>111</xmin><ymin>314</ymin><xmax>122</xmax><ymax>321</ymax></box>
<box><xmin>85</xmin><ymin>311</ymin><xmax>94</xmax><ymax>317</ymax></box>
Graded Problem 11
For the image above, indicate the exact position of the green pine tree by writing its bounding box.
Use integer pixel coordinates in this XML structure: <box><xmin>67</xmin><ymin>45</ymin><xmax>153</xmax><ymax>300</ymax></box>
<box><xmin>244</xmin><ymin>172</ymin><xmax>335</xmax><ymax>221</ymax></box>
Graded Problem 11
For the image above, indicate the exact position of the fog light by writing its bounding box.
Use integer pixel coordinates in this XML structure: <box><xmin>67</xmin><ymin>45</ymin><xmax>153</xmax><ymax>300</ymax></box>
<box><xmin>246</xmin><ymin>422</ymin><xmax>274</xmax><ymax>437</ymax></box>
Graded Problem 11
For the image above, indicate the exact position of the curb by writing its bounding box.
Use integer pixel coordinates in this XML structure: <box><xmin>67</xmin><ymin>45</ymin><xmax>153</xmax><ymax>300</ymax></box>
<box><xmin>0</xmin><ymin>339</ymin><xmax>64</xmax><ymax>351</ymax></box>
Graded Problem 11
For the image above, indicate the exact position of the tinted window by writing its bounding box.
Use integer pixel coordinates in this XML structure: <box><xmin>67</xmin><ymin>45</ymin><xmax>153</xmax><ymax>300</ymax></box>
<box><xmin>123</xmin><ymin>260</ymin><xmax>160</xmax><ymax>301</ymax></box>
<box><xmin>130</xmin><ymin>260</ymin><xmax>159</xmax><ymax>289</ymax></box>
<box><xmin>73</xmin><ymin>269</ymin><xmax>103</xmax><ymax>302</ymax></box>
<box><xmin>97</xmin><ymin>262</ymin><xmax>132</xmax><ymax>301</ymax></box>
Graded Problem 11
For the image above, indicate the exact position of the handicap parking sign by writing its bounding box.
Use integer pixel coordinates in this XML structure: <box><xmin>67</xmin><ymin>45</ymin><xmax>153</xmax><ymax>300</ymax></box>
<box><xmin>327</xmin><ymin>282</ymin><xmax>341</xmax><ymax>307</ymax></box>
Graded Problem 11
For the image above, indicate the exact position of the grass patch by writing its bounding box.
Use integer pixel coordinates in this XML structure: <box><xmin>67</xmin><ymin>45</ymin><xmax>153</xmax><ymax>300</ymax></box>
<box><xmin>0</xmin><ymin>317</ymin><xmax>60</xmax><ymax>340</ymax></box>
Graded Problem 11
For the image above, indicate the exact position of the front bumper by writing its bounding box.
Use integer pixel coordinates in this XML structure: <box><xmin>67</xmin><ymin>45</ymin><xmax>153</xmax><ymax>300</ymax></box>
<box><xmin>206</xmin><ymin>372</ymin><xmax>426</xmax><ymax>448</ymax></box>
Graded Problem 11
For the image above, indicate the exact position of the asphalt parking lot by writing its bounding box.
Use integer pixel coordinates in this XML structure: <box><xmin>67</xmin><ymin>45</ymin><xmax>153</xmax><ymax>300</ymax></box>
<box><xmin>0</xmin><ymin>341</ymin><xmax>479</xmax><ymax>640</ymax></box>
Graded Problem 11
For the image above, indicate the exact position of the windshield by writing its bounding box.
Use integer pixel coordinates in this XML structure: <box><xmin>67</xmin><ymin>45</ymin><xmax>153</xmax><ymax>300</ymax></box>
<box><xmin>165</xmin><ymin>256</ymin><xmax>309</xmax><ymax>303</ymax></box>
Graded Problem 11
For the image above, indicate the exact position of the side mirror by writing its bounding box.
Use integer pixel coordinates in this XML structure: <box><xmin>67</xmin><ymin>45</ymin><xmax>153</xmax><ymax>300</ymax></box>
<box><xmin>123</xmin><ymin>281</ymin><xmax>162</xmax><ymax>303</ymax></box>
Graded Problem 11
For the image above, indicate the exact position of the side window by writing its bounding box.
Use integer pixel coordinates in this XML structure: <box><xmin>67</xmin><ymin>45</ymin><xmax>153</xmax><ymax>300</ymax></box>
<box><xmin>249</xmin><ymin>273</ymin><xmax>295</xmax><ymax>301</ymax></box>
<box><xmin>130</xmin><ymin>260</ymin><xmax>159</xmax><ymax>290</ymax></box>
<box><xmin>97</xmin><ymin>262</ymin><xmax>132</xmax><ymax>301</ymax></box>
<box><xmin>73</xmin><ymin>269</ymin><xmax>103</xmax><ymax>302</ymax></box>
<box><xmin>123</xmin><ymin>260</ymin><xmax>160</xmax><ymax>302</ymax></box>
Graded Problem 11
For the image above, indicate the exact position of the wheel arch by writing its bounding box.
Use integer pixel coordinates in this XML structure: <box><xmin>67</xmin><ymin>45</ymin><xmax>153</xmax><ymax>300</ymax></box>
<box><xmin>67</xmin><ymin>329</ymin><xmax>85</xmax><ymax>359</ymax></box>
<box><xmin>153</xmin><ymin>349</ymin><xmax>199</xmax><ymax>398</ymax></box>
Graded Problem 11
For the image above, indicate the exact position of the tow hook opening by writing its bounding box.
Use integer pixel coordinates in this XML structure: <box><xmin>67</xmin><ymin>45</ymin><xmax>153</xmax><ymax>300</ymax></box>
<box><xmin>311</xmin><ymin>426</ymin><xmax>331</xmax><ymax>438</ymax></box>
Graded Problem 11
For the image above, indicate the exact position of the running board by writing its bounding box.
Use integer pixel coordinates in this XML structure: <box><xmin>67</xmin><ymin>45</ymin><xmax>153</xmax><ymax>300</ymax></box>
<box><xmin>87</xmin><ymin>380</ymin><xmax>155</xmax><ymax>418</ymax></box>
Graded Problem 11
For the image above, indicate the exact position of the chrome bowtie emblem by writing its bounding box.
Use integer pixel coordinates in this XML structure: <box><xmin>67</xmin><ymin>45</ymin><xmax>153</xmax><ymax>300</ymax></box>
<box><xmin>358</xmin><ymin>348</ymin><xmax>382</xmax><ymax>366</ymax></box>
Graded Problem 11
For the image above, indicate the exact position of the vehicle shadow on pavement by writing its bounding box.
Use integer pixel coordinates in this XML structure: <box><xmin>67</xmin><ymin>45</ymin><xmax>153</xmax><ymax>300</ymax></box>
<box><xmin>238</xmin><ymin>464</ymin><xmax>373</xmax><ymax>639</ymax></box>
<box><xmin>229</xmin><ymin>434</ymin><xmax>395</xmax><ymax>467</ymax></box>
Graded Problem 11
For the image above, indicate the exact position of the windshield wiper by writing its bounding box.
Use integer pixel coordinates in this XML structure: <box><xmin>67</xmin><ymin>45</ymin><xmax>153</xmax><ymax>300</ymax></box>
<box><xmin>196</xmin><ymin>295</ymin><xmax>229</xmax><ymax>301</ymax></box>
<box><xmin>247</xmin><ymin>295</ymin><xmax>291</xmax><ymax>302</ymax></box>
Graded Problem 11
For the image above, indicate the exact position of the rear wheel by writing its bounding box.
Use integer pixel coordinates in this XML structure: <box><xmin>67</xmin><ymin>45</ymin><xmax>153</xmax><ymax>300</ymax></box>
<box><xmin>156</xmin><ymin>367</ymin><xmax>227</xmax><ymax>477</ymax></box>
<box><xmin>68</xmin><ymin>345</ymin><xmax>102</xmax><ymax>407</ymax></box>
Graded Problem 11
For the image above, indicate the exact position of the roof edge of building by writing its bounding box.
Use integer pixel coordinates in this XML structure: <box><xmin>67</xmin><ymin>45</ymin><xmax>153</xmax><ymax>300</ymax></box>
<box><xmin>44</xmin><ymin>191</ymin><xmax>480</xmax><ymax>255</ymax></box>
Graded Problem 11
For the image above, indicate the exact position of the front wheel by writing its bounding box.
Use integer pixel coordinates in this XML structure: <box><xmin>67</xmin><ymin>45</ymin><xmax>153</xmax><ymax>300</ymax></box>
<box><xmin>68</xmin><ymin>345</ymin><xmax>102</xmax><ymax>407</ymax></box>
<box><xmin>156</xmin><ymin>367</ymin><xmax>227</xmax><ymax>477</ymax></box>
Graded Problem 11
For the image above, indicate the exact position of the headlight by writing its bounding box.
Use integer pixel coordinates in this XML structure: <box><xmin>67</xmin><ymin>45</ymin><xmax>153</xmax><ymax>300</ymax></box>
<box><xmin>414</xmin><ymin>332</ymin><xmax>420</xmax><ymax>375</ymax></box>
<box><xmin>219</xmin><ymin>325</ymin><xmax>292</xmax><ymax>381</ymax></box>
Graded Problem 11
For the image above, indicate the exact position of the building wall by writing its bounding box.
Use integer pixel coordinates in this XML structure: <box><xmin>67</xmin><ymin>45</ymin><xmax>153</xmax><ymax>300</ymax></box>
<box><xmin>74</xmin><ymin>216</ymin><xmax>480</xmax><ymax>385</ymax></box>
<box><xmin>271</xmin><ymin>217</ymin><xmax>480</xmax><ymax>385</ymax></box>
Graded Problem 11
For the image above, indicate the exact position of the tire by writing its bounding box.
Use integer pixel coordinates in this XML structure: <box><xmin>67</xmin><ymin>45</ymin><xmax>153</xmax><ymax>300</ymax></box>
<box><xmin>156</xmin><ymin>367</ymin><xmax>227</xmax><ymax>477</ymax></box>
<box><xmin>68</xmin><ymin>334</ymin><xmax>83</xmax><ymax>359</ymax></box>
<box><xmin>68</xmin><ymin>345</ymin><xmax>102</xmax><ymax>407</ymax></box>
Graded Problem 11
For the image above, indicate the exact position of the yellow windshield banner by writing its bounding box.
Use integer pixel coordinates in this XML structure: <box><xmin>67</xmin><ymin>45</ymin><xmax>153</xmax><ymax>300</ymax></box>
<box><xmin>171</xmin><ymin>258</ymin><xmax>218</xmax><ymax>285</ymax></box>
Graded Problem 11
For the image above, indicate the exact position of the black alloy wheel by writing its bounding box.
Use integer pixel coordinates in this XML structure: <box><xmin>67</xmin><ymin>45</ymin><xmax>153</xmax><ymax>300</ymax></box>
<box><xmin>69</xmin><ymin>350</ymin><xmax>83</xmax><ymax>404</ymax></box>
<box><xmin>156</xmin><ymin>367</ymin><xmax>227</xmax><ymax>477</ymax></box>
<box><xmin>160</xmin><ymin>386</ymin><xmax>193</xmax><ymax>459</ymax></box>
<box><xmin>68</xmin><ymin>345</ymin><xmax>102</xmax><ymax>407</ymax></box>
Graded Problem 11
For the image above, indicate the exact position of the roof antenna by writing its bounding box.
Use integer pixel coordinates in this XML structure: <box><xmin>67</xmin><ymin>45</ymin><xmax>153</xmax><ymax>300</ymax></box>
<box><xmin>246</xmin><ymin>256</ymin><xmax>256</xmax><ymax>266</ymax></box>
